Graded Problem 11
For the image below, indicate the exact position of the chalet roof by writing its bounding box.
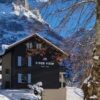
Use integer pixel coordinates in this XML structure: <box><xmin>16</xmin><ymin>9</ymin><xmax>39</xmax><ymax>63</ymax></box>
<box><xmin>0</xmin><ymin>33</ymin><xmax>68</xmax><ymax>56</ymax></box>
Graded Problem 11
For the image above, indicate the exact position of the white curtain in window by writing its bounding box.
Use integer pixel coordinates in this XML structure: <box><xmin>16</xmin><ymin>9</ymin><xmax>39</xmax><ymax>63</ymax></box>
<box><xmin>36</xmin><ymin>43</ymin><xmax>41</xmax><ymax>49</ymax></box>
<box><xmin>18</xmin><ymin>56</ymin><xmax>22</xmax><ymax>67</ymax></box>
<box><xmin>18</xmin><ymin>73</ymin><xmax>22</xmax><ymax>83</ymax></box>
<box><xmin>26</xmin><ymin>43</ymin><xmax>30</xmax><ymax>49</ymax></box>
<box><xmin>26</xmin><ymin>42</ymin><xmax>32</xmax><ymax>49</ymax></box>
<box><xmin>30</xmin><ymin>42</ymin><xmax>32</xmax><ymax>48</ymax></box>
<box><xmin>28</xmin><ymin>74</ymin><xmax>31</xmax><ymax>83</ymax></box>
<box><xmin>28</xmin><ymin>56</ymin><xmax>32</xmax><ymax>67</ymax></box>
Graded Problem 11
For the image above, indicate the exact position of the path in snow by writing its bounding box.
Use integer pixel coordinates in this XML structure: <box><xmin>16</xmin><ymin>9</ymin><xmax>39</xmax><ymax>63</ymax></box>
<box><xmin>66</xmin><ymin>87</ymin><xmax>84</xmax><ymax>100</ymax></box>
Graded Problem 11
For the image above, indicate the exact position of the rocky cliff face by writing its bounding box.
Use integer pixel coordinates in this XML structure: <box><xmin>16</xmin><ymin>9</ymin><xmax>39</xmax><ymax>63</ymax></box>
<box><xmin>82</xmin><ymin>1</ymin><xmax>100</xmax><ymax>100</ymax></box>
<box><xmin>82</xmin><ymin>49</ymin><xmax>100</xmax><ymax>100</ymax></box>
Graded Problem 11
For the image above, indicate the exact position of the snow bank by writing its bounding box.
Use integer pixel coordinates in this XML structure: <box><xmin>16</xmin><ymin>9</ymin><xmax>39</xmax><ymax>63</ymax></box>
<box><xmin>0</xmin><ymin>90</ymin><xmax>41</xmax><ymax>100</ymax></box>
<box><xmin>66</xmin><ymin>87</ymin><xmax>84</xmax><ymax>100</ymax></box>
<box><xmin>0</xmin><ymin>82</ymin><xmax>43</xmax><ymax>100</ymax></box>
<box><xmin>0</xmin><ymin>94</ymin><xmax>10</xmax><ymax>100</ymax></box>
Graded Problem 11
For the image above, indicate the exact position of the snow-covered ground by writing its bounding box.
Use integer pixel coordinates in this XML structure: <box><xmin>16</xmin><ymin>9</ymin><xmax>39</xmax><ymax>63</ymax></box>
<box><xmin>66</xmin><ymin>87</ymin><xmax>84</xmax><ymax>100</ymax></box>
<box><xmin>0</xmin><ymin>87</ymin><xmax>84</xmax><ymax>100</ymax></box>
<box><xmin>0</xmin><ymin>89</ymin><xmax>41</xmax><ymax>100</ymax></box>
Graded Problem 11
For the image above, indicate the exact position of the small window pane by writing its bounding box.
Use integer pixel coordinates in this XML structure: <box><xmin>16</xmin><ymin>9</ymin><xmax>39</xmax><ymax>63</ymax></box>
<box><xmin>18</xmin><ymin>56</ymin><xmax>22</xmax><ymax>67</ymax></box>
<box><xmin>21</xmin><ymin>74</ymin><xmax>27</xmax><ymax>83</ymax></box>
<box><xmin>28</xmin><ymin>74</ymin><xmax>31</xmax><ymax>83</ymax></box>
<box><xmin>18</xmin><ymin>73</ymin><xmax>22</xmax><ymax>83</ymax></box>
<box><xmin>26</xmin><ymin>43</ymin><xmax>30</xmax><ymax>49</ymax></box>
<box><xmin>28</xmin><ymin>56</ymin><xmax>32</xmax><ymax>67</ymax></box>
<box><xmin>30</xmin><ymin>43</ymin><xmax>33</xmax><ymax>48</ymax></box>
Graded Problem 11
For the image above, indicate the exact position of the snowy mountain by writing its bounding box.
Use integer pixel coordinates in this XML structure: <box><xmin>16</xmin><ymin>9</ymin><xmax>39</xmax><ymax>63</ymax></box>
<box><xmin>61</xmin><ymin>29</ymin><xmax>95</xmax><ymax>87</ymax></box>
<box><xmin>0</xmin><ymin>2</ymin><xmax>63</xmax><ymax>50</ymax></box>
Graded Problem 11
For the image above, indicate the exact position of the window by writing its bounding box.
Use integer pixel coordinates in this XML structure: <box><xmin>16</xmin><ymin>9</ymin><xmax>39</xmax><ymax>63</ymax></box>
<box><xmin>28</xmin><ymin>56</ymin><xmax>32</xmax><ymax>67</ymax></box>
<box><xmin>26</xmin><ymin>42</ymin><xmax>33</xmax><ymax>49</ymax></box>
<box><xmin>36</xmin><ymin>43</ymin><xmax>42</xmax><ymax>49</ymax></box>
<box><xmin>0</xmin><ymin>66</ymin><xmax>2</xmax><ymax>71</ymax></box>
<box><xmin>18</xmin><ymin>56</ymin><xmax>22</xmax><ymax>67</ymax></box>
<box><xmin>18</xmin><ymin>73</ymin><xmax>22</xmax><ymax>83</ymax></box>
<box><xmin>28</xmin><ymin>74</ymin><xmax>31</xmax><ymax>83</ymax></box>
<box><xmin>18</xmin><ymin>73</ymin><xmax>31</xmax><ymax>83</ymax></box>
<box><xmin>43</xmin><ymin>57</ymin><xmax>47</xmax><ymax>61</ymax></box>
<box><xmin>21</xmin><ymin>74</ymin><xmax>27</xmax><ymax>83</ymax></box>
<box><xmin>0</xmin><ymin>74</ymin><xmax>2</xmax><ymax>79</ymax></box>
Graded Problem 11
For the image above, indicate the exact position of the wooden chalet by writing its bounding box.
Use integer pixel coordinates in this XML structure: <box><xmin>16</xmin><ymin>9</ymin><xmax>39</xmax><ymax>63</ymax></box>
<box><xmin>0</xmin><ymin>33</ymin><xmax>68</xmax><ymax>100</ymax></box>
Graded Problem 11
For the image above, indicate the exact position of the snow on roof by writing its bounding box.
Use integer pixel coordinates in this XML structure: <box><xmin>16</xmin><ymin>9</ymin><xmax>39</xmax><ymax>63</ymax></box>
<box><xmin>0</xmin><ymin>33</ymin><xmax>68</xmax><ymax>56</ymax></box>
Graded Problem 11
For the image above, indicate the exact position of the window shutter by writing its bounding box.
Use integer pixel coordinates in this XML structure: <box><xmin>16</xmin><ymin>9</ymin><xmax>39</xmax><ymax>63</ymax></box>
<box><xmin>28</xmin><ymin>74</ymin><xmax>31</xmax><ymax>83</ymax></box>
<box><xmin>18</xmin><ymin>73</ymin><xmax>22</xmax><ymax>83</ymax></box>
<box><xmin>18</xmin><ymin>56</ymin><xmax>22</xmax><ymax>67</ymax></box>
<box><xmin>28</xmin><ymin>56</ymin><xmax>32</xmax><ymax>67</ymax></box>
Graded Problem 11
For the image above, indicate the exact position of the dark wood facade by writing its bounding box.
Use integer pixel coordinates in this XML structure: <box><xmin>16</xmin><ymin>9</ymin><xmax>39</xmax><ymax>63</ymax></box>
<box><xmin>2</xmin><ymin>34</ymin><xmax>67</xmax><ymax>89</ymax></box>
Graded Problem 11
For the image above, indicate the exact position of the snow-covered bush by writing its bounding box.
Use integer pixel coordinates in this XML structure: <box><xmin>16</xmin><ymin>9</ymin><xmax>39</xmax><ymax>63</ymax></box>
<box><xmin>28</xmin><ymin>82</ymin><xmax>44</xmax><ymax>100</ymax></box>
